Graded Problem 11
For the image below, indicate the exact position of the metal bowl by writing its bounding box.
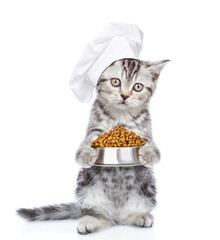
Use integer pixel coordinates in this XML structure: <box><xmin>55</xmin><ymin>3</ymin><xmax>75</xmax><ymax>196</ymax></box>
<box><xmin>94</xmin><ymin>146</ymin><xmax>144</xmax><ymax>167</ymax></box>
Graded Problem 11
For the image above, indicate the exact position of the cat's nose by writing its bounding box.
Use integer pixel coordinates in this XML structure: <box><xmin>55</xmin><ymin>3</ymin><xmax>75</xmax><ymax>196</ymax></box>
<box><xmin>121</xmin><ymin>94</ymin><xmax>129</xmax><ymax>101</ymax></box>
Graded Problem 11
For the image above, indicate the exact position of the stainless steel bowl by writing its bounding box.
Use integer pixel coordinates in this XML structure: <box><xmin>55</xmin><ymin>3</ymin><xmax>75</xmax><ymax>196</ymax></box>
<box><xmin>94</xmin><ymin>146</ymin><xmax>144</xmax><ymax>167</ymax></box>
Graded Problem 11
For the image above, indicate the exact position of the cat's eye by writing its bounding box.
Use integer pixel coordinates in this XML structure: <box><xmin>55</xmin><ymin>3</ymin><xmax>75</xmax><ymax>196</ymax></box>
<box><xmin>111</xmin><ymin>78</ymin><xmax>121</xmax><ymax>87</ymax></box>
<box><xmin>133</xmin><ymin>83</ymin><xmax>144</xmax><ymax>92</ymax></box>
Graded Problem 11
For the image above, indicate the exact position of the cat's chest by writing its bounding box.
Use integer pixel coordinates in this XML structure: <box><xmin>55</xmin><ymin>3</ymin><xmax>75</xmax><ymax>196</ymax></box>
<box><xmin>101</xmin><ymin>113</ymin><xmax>136</xmax><ymax>132</ymax></box>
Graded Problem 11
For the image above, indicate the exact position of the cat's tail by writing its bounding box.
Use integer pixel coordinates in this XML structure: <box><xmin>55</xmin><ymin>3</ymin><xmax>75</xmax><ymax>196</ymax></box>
<box><xmin>16</xmin><ymin>203</ymin><xmax>83</xmax><ymax>221</ymax></box>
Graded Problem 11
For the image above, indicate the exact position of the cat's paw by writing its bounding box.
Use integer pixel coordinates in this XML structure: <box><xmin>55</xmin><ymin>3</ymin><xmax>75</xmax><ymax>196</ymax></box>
<box><xmin>124</xmin><ymin>212</ymin><xmax>154</xmax><ymax>228</ymax></box>
<box><xmin>77</xmin><ymin>216</ymin><xmax>97</xmax><ymax>235</ymax></box>
<box><xmin>138</xmin><ymin>146</ymin><xmax>159</xmax><ymax>168</ymax></box>
<box><xmin>77</xmin><ymin>216</ymin><xmax>111</xmax><ymax>235</ymax></box>
<box><xmin>76</xmin><ymin>147</ymin><xmax>97</xmax><ymax>168</ymax></box>
<box><xmin>133</xmin><ymin>212</ymin><xmax>154</xmax><ymax>228</ymax></box>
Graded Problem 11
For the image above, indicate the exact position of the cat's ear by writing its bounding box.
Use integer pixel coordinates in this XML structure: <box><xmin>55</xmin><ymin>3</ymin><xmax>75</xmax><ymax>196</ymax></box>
<box><xmin>144</xmin><ymin>60</ymin><xmax>170</xmax><ymax>82</ymax></box>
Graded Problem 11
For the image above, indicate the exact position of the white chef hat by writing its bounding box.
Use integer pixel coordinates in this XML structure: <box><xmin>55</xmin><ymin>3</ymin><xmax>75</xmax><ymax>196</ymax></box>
<box><xmin>69</xmin><ymin>23</ymin><xmax>144</xmax><ymax>103</ymax></box>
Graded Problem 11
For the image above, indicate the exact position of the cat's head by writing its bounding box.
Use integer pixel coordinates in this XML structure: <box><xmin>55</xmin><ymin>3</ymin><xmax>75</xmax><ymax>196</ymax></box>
<box><xmin>96</xmin><ymin>58</ymin><xmax>169</xmax><ymax>110</ymax></box>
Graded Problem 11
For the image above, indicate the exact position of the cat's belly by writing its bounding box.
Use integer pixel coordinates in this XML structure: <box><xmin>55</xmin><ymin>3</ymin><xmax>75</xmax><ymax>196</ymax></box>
<box><xmin>78</xmin><ymin>182</ymin><xmax>151</xmax><ymax>221</ymax></box>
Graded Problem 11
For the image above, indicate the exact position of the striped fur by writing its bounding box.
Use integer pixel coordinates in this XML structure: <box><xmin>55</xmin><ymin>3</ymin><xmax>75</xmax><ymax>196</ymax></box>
<box><xmin>17</xmin><ymin>58</ymin><xmax>169</xmax><ymax>234</ymax></box>
<box><xmin>74</xmin><ymin>58</ymin><xmax>169</xmax><ymax>234</ymax></box>
<box><xmin>17</xmin><ymin>203</ymin><xmax>82</xmax><ymax>221</ymax></box>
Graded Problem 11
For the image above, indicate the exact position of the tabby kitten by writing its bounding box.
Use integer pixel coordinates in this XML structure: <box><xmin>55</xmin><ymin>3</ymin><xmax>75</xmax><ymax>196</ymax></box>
<box><xmin>17</xmin><ymin>58</ymin><xmax>169</xmax><ymax>234</ymax></box>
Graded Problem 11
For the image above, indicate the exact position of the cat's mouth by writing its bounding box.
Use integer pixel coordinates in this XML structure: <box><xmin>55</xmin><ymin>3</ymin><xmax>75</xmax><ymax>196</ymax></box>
<box><xmin>118</xmin><ymin>101</ymin><xmax>127</xmax><ymax>106</ymax></box>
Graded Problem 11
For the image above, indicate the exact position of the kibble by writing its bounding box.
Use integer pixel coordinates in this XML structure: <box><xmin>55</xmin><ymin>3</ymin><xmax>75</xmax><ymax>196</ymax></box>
<box><xmin>90</xmin><ymin>126</ymin><xmax>146</xmax><ymax>147</ymax></box>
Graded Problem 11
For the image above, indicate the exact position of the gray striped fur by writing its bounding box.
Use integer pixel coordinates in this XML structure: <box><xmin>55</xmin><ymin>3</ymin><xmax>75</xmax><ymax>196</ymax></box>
<box><xmin>17</xmin><ymin>58</ymin><xmax>169</xmax><ymax>235</ymax></box>
<box><xmin>74</xmin><ymin>58</ymin><xmax>169</xmax><ymax>234</ymax></box>
<box><xmin>17</xmin><ymin>203</ymin><xmax>82</xmax><ymax>221</ymax></box>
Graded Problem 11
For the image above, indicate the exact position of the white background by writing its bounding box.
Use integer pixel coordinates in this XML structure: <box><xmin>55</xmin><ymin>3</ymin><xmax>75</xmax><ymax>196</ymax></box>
<box><xmin>0</xmin><ymin>0</ymin><xmax>220</xmax><ymax>239</ymax></box>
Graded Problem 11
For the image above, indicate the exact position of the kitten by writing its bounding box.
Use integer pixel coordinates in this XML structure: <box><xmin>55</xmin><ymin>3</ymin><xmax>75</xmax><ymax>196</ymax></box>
<box><xmin>17</xmin><ymin>58</ymin><xmax>169</xmax><ymax>234</ymax></box>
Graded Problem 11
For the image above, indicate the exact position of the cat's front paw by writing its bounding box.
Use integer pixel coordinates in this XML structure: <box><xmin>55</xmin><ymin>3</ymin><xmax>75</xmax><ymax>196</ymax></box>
<box><xmin>138</xmin><ymin>146</ymin><xmax>160</xmax><ymax>168</ymax></box>
<box><xmin>76</xmin><ymin>147</ymin><xmax>97</xmax><ymax>168</ymax></box>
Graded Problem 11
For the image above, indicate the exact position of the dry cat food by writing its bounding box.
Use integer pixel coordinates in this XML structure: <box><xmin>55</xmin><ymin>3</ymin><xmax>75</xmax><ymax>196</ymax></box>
<box><xmin>90</xmin><ymin>125</ymin><xmax>146</xmax><ymax>147</ymax></box>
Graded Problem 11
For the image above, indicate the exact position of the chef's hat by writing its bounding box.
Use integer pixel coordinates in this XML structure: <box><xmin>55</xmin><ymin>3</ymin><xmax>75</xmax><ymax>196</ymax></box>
<box><xmin>69</xmin><ymin>23</ymin><xmax>143</xmax><ymax>103</ymax></box>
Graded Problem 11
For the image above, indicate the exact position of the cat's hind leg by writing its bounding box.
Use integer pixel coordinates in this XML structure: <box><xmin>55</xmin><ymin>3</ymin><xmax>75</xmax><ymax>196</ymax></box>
<box><xmin>77</xmin><ymin>215</ymin><xmax>112</xmax><ymax>235</ymax></box>
<box><xmin>122</xmin><ymin>212</ymin><xmax>154</xmax><ymax>228</ymax></box>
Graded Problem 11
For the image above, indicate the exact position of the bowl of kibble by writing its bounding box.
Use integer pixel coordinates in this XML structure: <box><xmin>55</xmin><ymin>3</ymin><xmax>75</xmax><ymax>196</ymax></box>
<box><xmin>90</xmin><ymin>126</ymin><xmax>146</xmax><ymax>167</ymax></box>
